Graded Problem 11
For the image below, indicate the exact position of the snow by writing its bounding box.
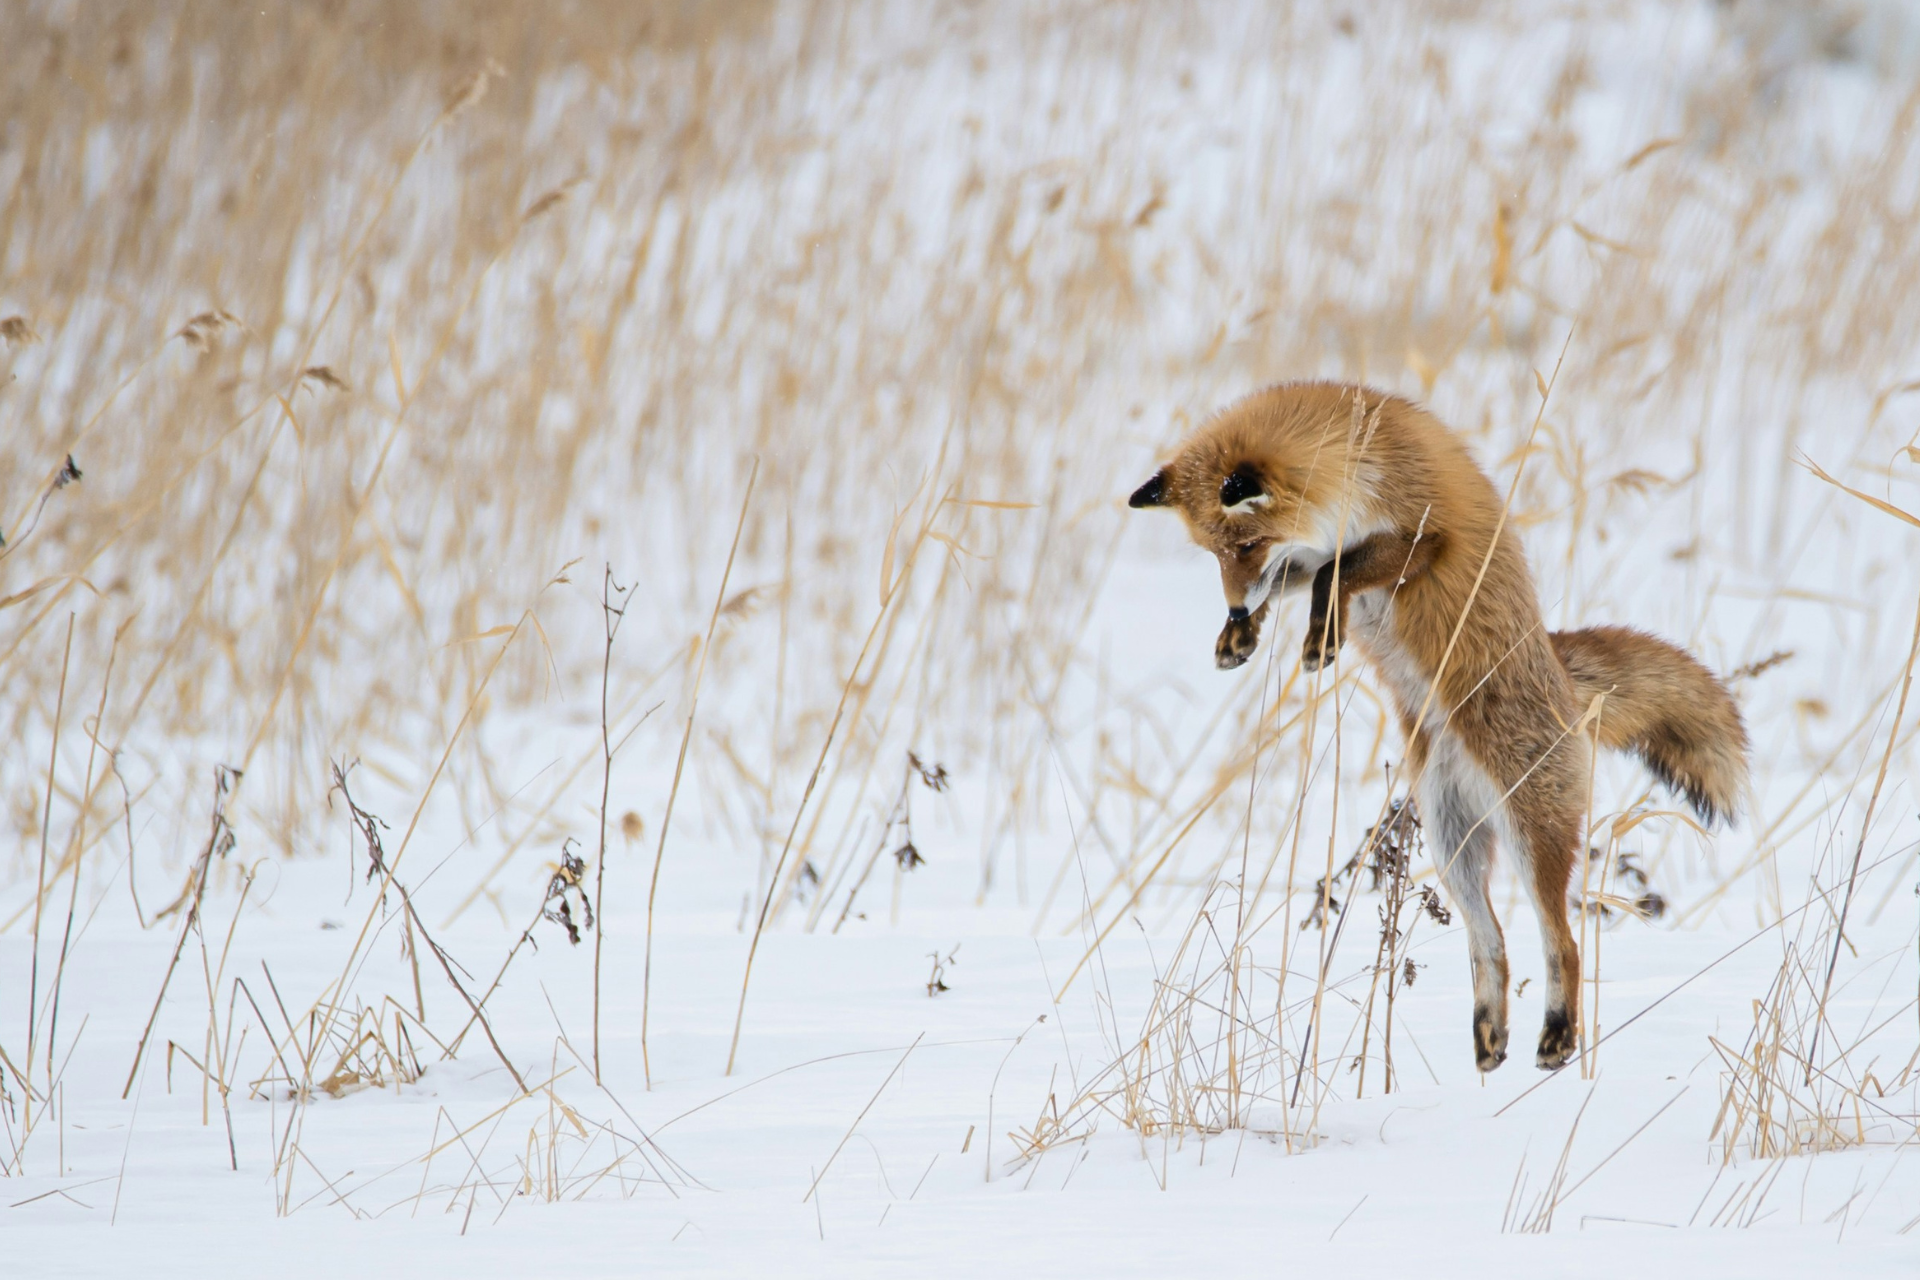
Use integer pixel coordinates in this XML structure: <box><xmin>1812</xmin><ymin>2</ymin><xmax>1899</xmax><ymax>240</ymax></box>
<box><xmin>5</xmin><ymin>903</ymin><xmax>1918</xmax><ymax>1276</ymax></box>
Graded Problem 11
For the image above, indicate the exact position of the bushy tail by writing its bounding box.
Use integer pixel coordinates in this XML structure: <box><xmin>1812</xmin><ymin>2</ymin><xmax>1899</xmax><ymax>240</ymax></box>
<box><xmin>1551</xmin><ymin>625</ymin><xmax>1750</xmax><ymax>827</ymax></box>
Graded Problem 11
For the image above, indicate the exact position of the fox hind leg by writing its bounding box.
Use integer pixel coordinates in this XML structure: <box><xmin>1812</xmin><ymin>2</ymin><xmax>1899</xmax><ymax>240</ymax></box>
<box><xmin>1417</xmin><ymin>735</ymin><xmax>1510</xmax><ymax>1072</ymax></box>
<box><xmin>1511</xmin><ymin>795</ymin><xmax>1583</xmax><ymax>1071</ymax></box>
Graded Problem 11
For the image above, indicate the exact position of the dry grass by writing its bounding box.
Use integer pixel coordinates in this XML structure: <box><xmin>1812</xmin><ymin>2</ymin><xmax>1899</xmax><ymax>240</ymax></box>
<box><xmin>10</xmin><ymin>1</ymin><xmax>1918</xmax><ymax>897</ymax></box>
<box><xmin>1711</xmin><ymin>496</ymin><xmax>1920</xmax><ymax>1159</ymax></box>
<box><xmin>4</xmin><ymin>0</ymin><xmax>1920</xmax><ymax>1214</ymax></box>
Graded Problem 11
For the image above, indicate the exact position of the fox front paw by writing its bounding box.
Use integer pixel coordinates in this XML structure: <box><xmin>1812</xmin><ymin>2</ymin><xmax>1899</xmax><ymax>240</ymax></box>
<box><xmin>1300</xmin><ymin>618</ymin><xmax>1344</xmax><ymax>672</ymax></box>
<box><xmin>1215</xmin><ymin>610</ymin><xmax>1263</xmax><ymax>669</ymax></box>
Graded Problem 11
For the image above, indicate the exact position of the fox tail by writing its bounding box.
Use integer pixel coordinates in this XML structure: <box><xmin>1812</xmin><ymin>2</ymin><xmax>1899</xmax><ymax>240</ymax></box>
<box><xmin>1551</xmin><ymin>625</ymin><xmax>1751</xmax><ymax>827</ymax></box>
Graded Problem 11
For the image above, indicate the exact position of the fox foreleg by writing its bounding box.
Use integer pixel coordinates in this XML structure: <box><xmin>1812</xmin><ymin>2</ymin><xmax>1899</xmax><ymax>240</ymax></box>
<box><xmin>1301</xmin><ymin>528</ymin><xmax>1443</xmax><ymax>672</ymax></box>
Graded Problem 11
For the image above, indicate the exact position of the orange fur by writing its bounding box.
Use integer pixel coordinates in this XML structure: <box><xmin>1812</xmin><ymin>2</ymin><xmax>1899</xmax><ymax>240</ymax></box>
<box><xmin>1130</xmin><ymin>381</ymin><xmax>1749</xmax><ymax>1072</ymax></box>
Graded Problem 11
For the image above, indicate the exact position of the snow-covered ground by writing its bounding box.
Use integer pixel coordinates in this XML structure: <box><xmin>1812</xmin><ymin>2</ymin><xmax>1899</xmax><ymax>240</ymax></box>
<box><xmin>5</xmin><ymin>1</ymin><xmax>1920</xmax><ymax>1274</ymax></box>
<box><xmin>4</xmin><ymin>880</ymin><xmax>1918</xmax><ymax>1276</ymax></box>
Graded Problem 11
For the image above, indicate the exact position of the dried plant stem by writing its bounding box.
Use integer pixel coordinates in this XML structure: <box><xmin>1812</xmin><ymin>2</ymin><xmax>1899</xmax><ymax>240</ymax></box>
<box><xmin>4</xmin><ymin>64</ymin><xmax>491</xmax><ymax>797</ymax></box>
<box><xmin>1353</xmin><ymin>791</ymin><xmax>1418</xmax><ymax>1097</ymax></box>
<box><xmin>25</xmin><ymin>614</ymin><xmax>74</xmax><ymax>1128</ymax></box>
<box><xmin>1491</xmin><ymin>840</ymin><xmax>1916</xmax><ymax>1121</ymax></box>
<box><xmin>1579</xmin><ymin>696</ymin><xmax>1606</xmax><ymax>1078</ymax></box>
<box><xmin>330</xmin><ymin>764</ymin><xmax>528</xmax><ymax>1095</ymax></box>
<box><xmin>802</xmin><ymin>1032</ymin><xmax>923</xmax><ymax>1204</ymax></box>
<box><xmin>233</xmin><ymin>117</ymin><xmax>545</xmax><ymax>807</ymax></box>
<box><xmin>1224</xmin><ymin>565</ymin><xmax>1295</xmax><ymax>1121</ymax></box>
<box><xmin>403</xmin><ymin>915</ymin><xmax>427</xmax><ymax>1023</ymax></box>
<box><xmin>10</xmin><ymin>404</ymin><xmax>297</xmax><ymax>912</ymax></box>
<box><xmin>192</xmin><ymin>864</ymin><xmax>257</xmax><ymax>1168</ymax></box>
<box><xmin>592</xmin><ymin>565</ymin><xmax>632</xmax><ymax>1085</ymax></box>
<box><xmin>235</xmin><ymin>255</ymin><xmax>503</xmax><ymax>784</ymax></box>
<box><xmin>292</xmin><ymin>572</ymin><xmax>569</xmax><ymax>1128</ymax></box>
<box><xmin>439</xmin><ymin>676</ymin><xmax>671</xmax><ymax>929</ymax></box>
<box><xmin>46</xmin><ymin>623</ymin><xmax>122</xmax><ymax>1083</ymax></box>
<box><xmin>122</xmin><ymin>764</ymin><xmax>238</xmax><ymax>1098</ymax></box>
<box><xmin>1298</xmin><ymin>665</ymin><xmax>1352</xmax><ymax>1123</ymax></box>
<box><xmin>1807</xmin><ymin>588</ymin><xmax>1920</xmax><ymax>1077</ymax></box>
<box><xmin>642</xmin><ymin>459</ymin><xmax>758</xmax><ymax>1087</ymax></box>
<box><xmin>728</xmin><ymin>487</ymin><xmax>943</xmax><ymax>1075</ymax></box>
<box><xmin>829</xmin><ymin>754</ymin><xmax>931</xmax><ymax>933</ymax></box>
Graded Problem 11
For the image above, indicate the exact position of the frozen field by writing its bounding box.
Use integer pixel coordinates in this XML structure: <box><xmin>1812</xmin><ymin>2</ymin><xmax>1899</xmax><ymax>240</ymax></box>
<box><xmin>4</xmin><ymin>898</ymin><xmax>1918</xmax><ymax>1277</ymax></box>
<box><xmin>4</xmin><ymin>2</ymin><xmax>1920</xmax><ymax>1274</ymax></box>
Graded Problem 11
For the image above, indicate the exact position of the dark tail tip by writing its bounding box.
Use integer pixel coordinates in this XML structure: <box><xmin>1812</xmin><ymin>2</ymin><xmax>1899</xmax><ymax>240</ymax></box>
<box><xmin>1640</xmin><ymin>741</ymin><xmax>1736</xmax><ymax>829</ymax></box>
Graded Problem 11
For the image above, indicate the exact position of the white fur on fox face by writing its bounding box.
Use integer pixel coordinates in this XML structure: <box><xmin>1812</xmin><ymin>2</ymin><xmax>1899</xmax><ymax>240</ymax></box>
<box><xmin>1220</xmin><ymin>493</ymin><xmax>1270</xmax><ymax>516</ymax></box>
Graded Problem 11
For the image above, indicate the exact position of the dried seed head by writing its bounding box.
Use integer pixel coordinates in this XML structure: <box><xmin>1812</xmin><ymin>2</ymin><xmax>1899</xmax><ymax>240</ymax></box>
<box><xmin>175</xmin><ymin>310</ymin><xmax>243</xmax><ymax>349</ymax></box>
<box><xmin>445</xmin><ymin>58</ymin><xmax>506</xmax><ymax>118</ymax></box>
<box><xmin>719</xmin><ymin>584</ymin><xmax>769</xmax><ymax>622</ymax></box>
<box><xmin>908</xmin><ymin>751</ymin><xmax>949</xmax><ymax>792</ymax></box>
<box><xmin>301</xmin><ymin>365</ymin><xmax>350</xmax><ymax>393</ymax></box>
<box><xmin>0</xmin><ymin>315</ymin><xmax>40</xmax><ymax>347</ymax></box>
<box><xmin>1729</xmin><ymin>649</ymin><xmax>1794</xmax><ymax>682</ymax></box>
<box><xmin>540</xmin><ymin>838</ymin><xmax>594</xmax><ymax>945</ymax></box>
<box><xmin>521</xmin><ymin>186</ymin><xmax>570</xmax><ymax>222</ymax></box>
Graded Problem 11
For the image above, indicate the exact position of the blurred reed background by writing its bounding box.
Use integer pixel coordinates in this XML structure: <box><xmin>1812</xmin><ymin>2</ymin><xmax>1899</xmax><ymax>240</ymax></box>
<box><xmin>5</xmin><ymin>0</ymin><xmax>1919</xmax><ymax>933</ymax></box>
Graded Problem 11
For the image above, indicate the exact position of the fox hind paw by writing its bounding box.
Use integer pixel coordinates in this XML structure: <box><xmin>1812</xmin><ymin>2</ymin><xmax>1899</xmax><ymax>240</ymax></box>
<box><xmin>1473</xmin><ymin>1005</ymin><xmax>1509</xmax><ymax>1073</ymax></box>
<box><xmin>1535</xmin><ymin>1007</ymin><xmax>1577</xmax><ymax>1071</ymax></box>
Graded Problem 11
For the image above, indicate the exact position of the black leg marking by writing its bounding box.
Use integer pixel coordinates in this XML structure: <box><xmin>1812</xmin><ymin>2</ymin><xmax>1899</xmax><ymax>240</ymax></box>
<box><xmin>1301</xmin><ymin>560</ymin><xmax>1342</xmax><ymax>672</ymax></box>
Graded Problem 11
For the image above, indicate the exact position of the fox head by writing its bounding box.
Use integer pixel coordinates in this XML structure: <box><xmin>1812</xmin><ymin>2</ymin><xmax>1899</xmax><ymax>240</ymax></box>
<box><xmin>1128</xmin><ymin>458</ymin><xmax>1313</xmax><ymax>620</ymax></box>
<box><xmin>1129</xmin><ymin>383</ymin><xmax>1387</xmax><ymax>641</ymax></box>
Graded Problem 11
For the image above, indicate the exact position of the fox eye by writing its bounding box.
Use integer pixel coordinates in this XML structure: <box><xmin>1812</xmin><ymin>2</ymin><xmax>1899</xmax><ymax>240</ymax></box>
<box><xmin>1237</xmin><ymin>540</ymin><xmax>1262</xmax><ymax>557</ymax></box>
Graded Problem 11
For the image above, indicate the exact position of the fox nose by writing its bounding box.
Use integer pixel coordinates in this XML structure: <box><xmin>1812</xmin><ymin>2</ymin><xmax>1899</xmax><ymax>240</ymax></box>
<box><xmin>1227</xmin><ymin>606</ymin><xmax>1249</xmax><ymax>622</ymax></box>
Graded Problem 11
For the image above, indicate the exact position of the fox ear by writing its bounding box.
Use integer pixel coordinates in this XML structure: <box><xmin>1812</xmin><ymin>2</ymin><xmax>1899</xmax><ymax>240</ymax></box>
<box><xmin>1128</xmin><ymin>469</ymin><xmax>1171</xmax><ymax>508</ymax></box>
<box><xmin>1219</xmin><ymin>463</ymin><xmax>1268</xmax><ymax>512</ymax></box>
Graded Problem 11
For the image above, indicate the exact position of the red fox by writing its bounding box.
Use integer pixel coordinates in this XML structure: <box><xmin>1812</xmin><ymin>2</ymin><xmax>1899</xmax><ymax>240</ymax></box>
<box><xmin>1129</xmin><ymin>382</ymin><xmax>1748</xmax><ymax>1072</ymax></box>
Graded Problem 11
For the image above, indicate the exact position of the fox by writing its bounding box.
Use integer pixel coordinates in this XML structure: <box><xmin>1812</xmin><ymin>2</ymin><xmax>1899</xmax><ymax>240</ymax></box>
<box><xmin>1128</xmin><ymin>381</ymin><xmax>1749</xmax><ymax>1072</ymax></box>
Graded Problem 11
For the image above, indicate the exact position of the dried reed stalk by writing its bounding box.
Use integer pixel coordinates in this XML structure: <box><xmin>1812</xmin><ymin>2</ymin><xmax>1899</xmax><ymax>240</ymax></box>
<box><xmin>591</xmin><ymin>566</ymin><xmax>632</xmax><ymax>1085</ymax></box>
<box><xmin>642</xmin><ymin>458</ymin><xmax>758</xmax><ymax>1086</ymax></box>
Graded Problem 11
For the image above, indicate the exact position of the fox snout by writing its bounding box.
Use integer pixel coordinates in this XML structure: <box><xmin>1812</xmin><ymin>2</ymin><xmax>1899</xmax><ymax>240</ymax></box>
<box><xmin>1227</xmin><ymin>605</ymin><xmax>1249</xmax><ymax>622</ymax></box>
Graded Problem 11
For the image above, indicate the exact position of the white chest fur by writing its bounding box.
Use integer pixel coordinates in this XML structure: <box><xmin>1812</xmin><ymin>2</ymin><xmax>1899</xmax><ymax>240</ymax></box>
<box><xmin>1347</xmin><ymin>592</ymin><xmax>1522</xmax><ymax>870</ymax></box>
<box><xmin>1347</xmin><ymin>594</ymin><xmax>1433</xmax><ymax>731</ymax></box>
